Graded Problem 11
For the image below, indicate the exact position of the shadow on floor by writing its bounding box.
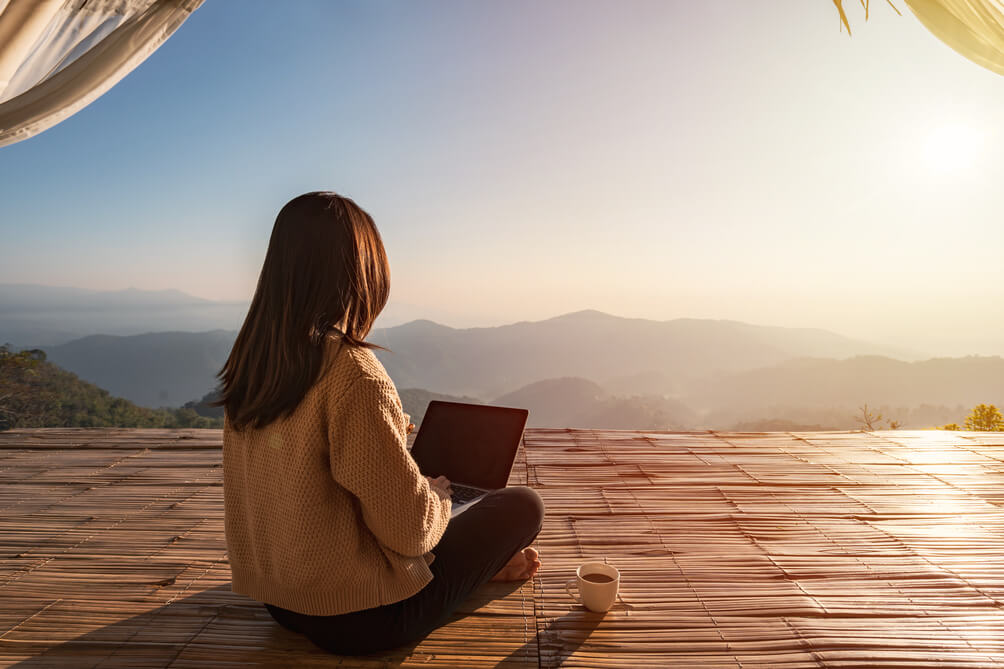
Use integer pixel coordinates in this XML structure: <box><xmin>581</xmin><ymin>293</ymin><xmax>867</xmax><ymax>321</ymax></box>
<box><xmin>10</xmin><ymin>582</ymin><xmax>602</xmax><ymax>667</ymax></box>
<box><xmin>495</xmin><ymin>608</ymin><xmax>606</xmax><ymax>667</ymax></box>
<box><xmin>10</xmin><ymin>584</ymin><xmax>303</xmax><ymax>668</ymax></box>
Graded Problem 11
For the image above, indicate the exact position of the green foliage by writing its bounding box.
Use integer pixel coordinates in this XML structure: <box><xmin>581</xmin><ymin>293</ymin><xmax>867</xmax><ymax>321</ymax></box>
<box><xmin>0</xmin><ymin>343</ymin><xmax>222</xmax><ymax>431</ymax></box>
<box><xmin>182</xmin><ymin>388</ymin><xmax>224</xmax><ymax>418</ymax></box>
<box><xmin>964</xmin><ymin>403</ymin><xmax>1004</xmax><ymax>432</ymax></box>
<box><xmin>937</xmin><ymin>404</ymin><xmax>1003</xmax><ymax>431</ymax></box>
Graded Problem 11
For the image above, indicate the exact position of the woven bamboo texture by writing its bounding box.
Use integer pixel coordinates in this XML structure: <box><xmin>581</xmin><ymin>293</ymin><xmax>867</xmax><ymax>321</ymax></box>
<box><xmin>529</xmin><ymin>428</ymin><xmax>1004</xmax><ymax>668</ymax></box>
<box><xmin>1</xmin><ymin>428</ymin><xmax>1003</xmax><ymax>668</ymax></box>
<box><xmin>0</xmin><ymin>429</ymin><xmax>535</xmax><ymax>668</ymax></box>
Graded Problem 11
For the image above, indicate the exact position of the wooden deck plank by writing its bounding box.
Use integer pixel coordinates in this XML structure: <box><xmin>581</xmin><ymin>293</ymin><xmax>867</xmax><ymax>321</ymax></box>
<box><xmin>525</xmin><ymin>428</ymin><xmax>1004</xmax><ymax>668</ymax></box>
<box><xmin>1</xmin><ymin>427</ymin><xmax>1003</xmax><ymax>667</ymax></box>
<box><xmin>0</xmin><ymin>428</ymin><xmax>537</xmax><ymax>668</ymax></box>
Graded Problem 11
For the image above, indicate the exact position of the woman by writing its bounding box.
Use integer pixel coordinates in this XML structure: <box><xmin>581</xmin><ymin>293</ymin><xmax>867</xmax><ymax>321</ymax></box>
<box><xmin>217</xmin><ymin>191</ymin><xmax>544</xmax><ymax>656</ymax></box>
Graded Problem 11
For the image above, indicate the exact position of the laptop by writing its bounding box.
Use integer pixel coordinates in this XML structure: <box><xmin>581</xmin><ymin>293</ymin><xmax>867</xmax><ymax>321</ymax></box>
<box><xmin>409</xmin><ymin>400</ymin><xmax>529</xmax><ymax>517</ymax></box>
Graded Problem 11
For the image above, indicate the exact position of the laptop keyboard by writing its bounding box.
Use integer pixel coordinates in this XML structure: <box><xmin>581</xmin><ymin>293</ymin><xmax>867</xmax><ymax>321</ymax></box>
<box><xmin>451</xmin><ymin>483</ymin><xmax>486</xmax><ymax>505</ymax></box>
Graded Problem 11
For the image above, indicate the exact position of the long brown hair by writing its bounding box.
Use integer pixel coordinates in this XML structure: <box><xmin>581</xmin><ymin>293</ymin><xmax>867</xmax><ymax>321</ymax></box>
<box><xmin>215</xmin><ymin>192</ymin><xmax>390</xmax><ymax>431</ymax></box>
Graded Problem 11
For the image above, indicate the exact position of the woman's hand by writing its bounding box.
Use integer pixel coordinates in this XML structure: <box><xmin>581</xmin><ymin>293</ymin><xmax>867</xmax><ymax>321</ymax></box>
<box><xmin>404</xmin><ymin>413</ymin><xmax>415</xmax><ymax>435</ymax></box>
<box><xmin>425</xmin><ymin>475</ymin><xmax>452</xmax><ymax>500</ymax></box>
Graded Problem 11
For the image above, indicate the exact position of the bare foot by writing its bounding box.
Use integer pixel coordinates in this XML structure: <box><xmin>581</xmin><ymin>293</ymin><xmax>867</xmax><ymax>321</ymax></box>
<box><xmin>490</xmin><ymin>547</ymin><xmax>541</xmax><ymax>582</ymax></box>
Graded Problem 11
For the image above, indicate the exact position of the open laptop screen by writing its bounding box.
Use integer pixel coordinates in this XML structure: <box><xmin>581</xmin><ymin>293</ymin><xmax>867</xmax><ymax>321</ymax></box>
<box><xmin>410</xmin><ymin>401</ymin><xmax>528</xmax><ymax>490</ymax></box>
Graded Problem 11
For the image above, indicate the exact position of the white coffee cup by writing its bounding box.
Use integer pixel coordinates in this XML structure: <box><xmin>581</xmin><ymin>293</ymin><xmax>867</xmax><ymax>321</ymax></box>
<box><xmin>565</xmin><ymin>561</ymin><xmax>619</xmax><ymax>613</ymax></box>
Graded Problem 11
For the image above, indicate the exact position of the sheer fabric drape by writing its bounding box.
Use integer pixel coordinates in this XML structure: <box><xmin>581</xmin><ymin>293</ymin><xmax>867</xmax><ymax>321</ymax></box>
<box><xmin>0</xmin><ymin>0</ymin><xmax>202</xmax><ymax>147</ymax></box>
<box><xmin>905</xmin><ymin>0</ymin><xmax>1004</xmax><ymax>75</ymax></box>
<box><xmin>1</xmin><ymin>0</ymin><xmax>1001</xmax><ymax>150</ymax></box>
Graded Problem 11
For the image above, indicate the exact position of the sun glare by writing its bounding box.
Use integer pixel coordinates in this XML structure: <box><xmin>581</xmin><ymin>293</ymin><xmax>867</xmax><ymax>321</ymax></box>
<box><xmin>921</xmin><ymin>124</ymin><xmax>982</xmax><ymax>173</ymax></box>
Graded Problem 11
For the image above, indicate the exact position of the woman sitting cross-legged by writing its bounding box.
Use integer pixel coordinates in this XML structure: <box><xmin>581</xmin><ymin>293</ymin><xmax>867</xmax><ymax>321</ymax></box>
<box><xmin>216</xmin><ymin>191</ymin><xmax>544</xmax><ymax>655</ymax></box>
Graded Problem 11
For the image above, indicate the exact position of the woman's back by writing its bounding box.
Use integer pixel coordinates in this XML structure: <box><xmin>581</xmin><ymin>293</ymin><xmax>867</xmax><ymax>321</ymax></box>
<box><xmin>218</xmin><ymin>191</ymin><xmax>542</xmax><ymax>654</ymax></box>
<box><xmin>223</xmin><ymin>335</ymin><xmax>451</xmax><ymax>616</ymax></box>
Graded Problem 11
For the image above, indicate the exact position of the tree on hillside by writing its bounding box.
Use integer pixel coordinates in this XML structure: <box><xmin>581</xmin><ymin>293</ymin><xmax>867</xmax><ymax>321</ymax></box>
<box><xmin>183</xmin><ymin>387</ymin><xmax>224</xmax><ymax>419</ymax></box>
<box><xmin>964</xmin><ymin>404</ymin><xmax>1004</xmax><ymax>432</ymax></box>
<box><xmin>0</xmin><ymin>344</ymin><xmax>57</xmax><ymax>429</ymax></box>
<box><xmin>0</xmin><ymin>343</ymin><xmax>222</xmax><ymax>430</ymax></box>
<box><xmin>937</xmin><ymin>404</ymin><xmax>1004</xmax><ymax>432</ymax></box>
<box><xmin>856</xmin><ymin>403</ymin><xmax>901</xmax><ymax>431</ymax></box>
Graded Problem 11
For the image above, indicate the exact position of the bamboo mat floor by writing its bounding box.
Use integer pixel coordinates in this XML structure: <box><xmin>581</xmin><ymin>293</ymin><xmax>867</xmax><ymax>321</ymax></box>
<box><xmin>1</xmin><ymin>428</ymin><xmax>1003</xmax><ymax>667</ymax></box>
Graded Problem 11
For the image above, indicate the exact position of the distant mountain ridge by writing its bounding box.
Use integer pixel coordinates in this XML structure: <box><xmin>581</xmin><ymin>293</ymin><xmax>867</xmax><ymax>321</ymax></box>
<box><xmin>35</xmin><ymin>310</ymin><xmax>923</xmax><ymax>413</ymax></box>
<box><xmin>494</xmin><ymin>377</ymin><xmax>697</xmax><ymax>429</ymax></box>
<box><xmin>0</xmin><ymin>284</ymin><xmax>247</xmax><ymax>348</ymax></box>
<box><xmin>689</xmin><ymin>354</ymin><xmax>1004</xmax><ymax>412</ymax></box>
<box><xmin>367</xmin><ymin>310</ymin><xmax>916</xmax><ymax>398</ymax></box>
<box><xmin>0</xmin><ymin>284</ymin><xmax>213</xmax><ymax>309</ymax></box>
<box><xmin>398</xmin><ymin>388</ymin><xmax>483</xmax><ymax>427</ymax></box>
<box><xmin>9</xmin><ymin>285</ymin><xmax>997</xmax><ymax>430</ymax></box>
<box><xmin>0</xmin><ymin>284</ymin><xmax>484</xmax><ymax>348</ymax></box>
<box><xmin>43</xmin><ymin>330</ymin><xmax>235</xmax><ymax>409</ymax></box>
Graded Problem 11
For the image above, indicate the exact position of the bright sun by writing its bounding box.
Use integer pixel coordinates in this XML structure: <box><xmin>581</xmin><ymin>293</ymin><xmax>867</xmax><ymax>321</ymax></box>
<box><xmin>921</xmin><ymin>124</ymin><xmax>982</xmax><ymax>173</ymax></box>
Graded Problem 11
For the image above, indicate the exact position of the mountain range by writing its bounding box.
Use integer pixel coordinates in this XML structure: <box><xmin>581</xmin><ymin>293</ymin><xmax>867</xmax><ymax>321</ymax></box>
<box><xmin>6</xmin><ymin>284</ymin><xmax>1000</xmax><ymax>430</ymax></box>
<box><xmin>366</xmin><ymin>310</ymin><xmax>915</xmax><ymax>398</ymax></box>
<box><xmin>42</xmin><ymin>330</ymin><xmax>236</xmax><ymax>408</ymax></box>
<box><xmin>0</xmin><ymin>284</ymin><xmax>247</xmax><ymax>348</ymax></box>
<box><xmin>33</xmin><ymin>308</ymin><xmax>914</xmax><ymax>410</ymax></box>
<box><xmin>690</xmin><ymin>355</ymin><xmax>1004</xmax><ymax>411</ymax></box>
<box><xmin>0</xmin><ymin>284</ymin><xmax>473</xmax><ymax>348</ymax></box>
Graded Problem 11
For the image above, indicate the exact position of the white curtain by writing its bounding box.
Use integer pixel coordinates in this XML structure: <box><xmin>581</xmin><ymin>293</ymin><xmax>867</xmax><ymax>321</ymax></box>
<box><xmin>904</xmin><ymin>0</ymin><xmax>1004</xmax><ymax>75</ymax></box>
<box><xmin>1</xmin><ymin>1</ymin><xmax>999</xmax><ymax>150</ymax></box>
<box><xmin>0</xmin><ymin>0</ymin><xmax>203</xmax><ymax>148</ymax></box>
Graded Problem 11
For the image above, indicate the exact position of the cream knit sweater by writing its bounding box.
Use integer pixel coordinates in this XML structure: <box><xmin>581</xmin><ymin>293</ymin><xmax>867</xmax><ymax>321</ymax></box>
<box><xmin>223</xmin><ymin>335</ymin><xmax>452</xmax><ymax>616</ymax></box>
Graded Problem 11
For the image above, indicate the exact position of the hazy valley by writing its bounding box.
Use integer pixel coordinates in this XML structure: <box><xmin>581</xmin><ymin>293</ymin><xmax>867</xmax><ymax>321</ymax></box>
<box><xmin>3</xmin><ymin>285</ymin><xmax>1001</xmax><ymax>431</ymax></box>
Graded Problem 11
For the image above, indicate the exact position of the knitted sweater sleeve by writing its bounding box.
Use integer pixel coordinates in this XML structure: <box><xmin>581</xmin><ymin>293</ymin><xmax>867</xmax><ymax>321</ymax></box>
<box><xmin>328</xmin><ymin>373</ymin><xmax>452</xmax><ymax>557</ymax></box>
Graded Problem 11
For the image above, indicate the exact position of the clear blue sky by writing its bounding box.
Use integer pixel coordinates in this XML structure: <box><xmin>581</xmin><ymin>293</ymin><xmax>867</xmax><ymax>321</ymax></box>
<box><xmin>1</xmin><ymin>1</ymin><xmax>1002</xmax><ymax>355</ymax></box>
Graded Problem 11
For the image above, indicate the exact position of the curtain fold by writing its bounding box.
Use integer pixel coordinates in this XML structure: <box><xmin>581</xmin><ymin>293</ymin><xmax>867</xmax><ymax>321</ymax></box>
<box><xmin>0</xmin><ymin>0</ymin><xmax>202</xmax><ymax>148</ymax></box>
<box><xmin>1</xmin><ymin>0</ymin><xmax>1000</xmax><ymax>150</ymax></box>
<box><xmin>905</xmin><ymin>0</ymin><xmax>1004</xmax><ymax>76</ymax></box>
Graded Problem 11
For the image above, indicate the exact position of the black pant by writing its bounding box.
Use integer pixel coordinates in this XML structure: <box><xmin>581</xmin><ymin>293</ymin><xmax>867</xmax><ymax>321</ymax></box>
<box><xmin>264</xmin><ymin>485</ymin><xmax>545</xmax><ymax>655</ymax></box>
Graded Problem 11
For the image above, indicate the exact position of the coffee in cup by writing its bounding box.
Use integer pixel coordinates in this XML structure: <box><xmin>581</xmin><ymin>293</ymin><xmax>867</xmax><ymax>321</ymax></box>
<box><xmin>565</xmin><ymin>561</ymin><xmax>619</xmax><ymax>612</ymax></box>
